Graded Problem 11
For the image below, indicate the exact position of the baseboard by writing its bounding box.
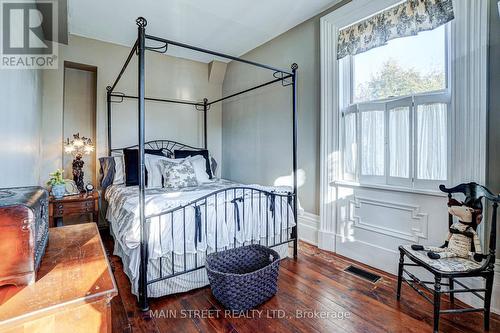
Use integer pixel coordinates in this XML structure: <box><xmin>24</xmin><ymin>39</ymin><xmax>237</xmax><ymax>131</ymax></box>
<box><xmin>453</xmin><ymin>261</ymin><xmax>500</xmax><ymax>315</ymax></box>
<box><xmin>334</xmin><ymin>234</ymin><xmax>398</xmax><ymax>273</ymax></box>
<box><xmin>298</xmin><ymin>212</ymin><xmax>319</xmax><ymax>246</ymax></box>
<box><xmin>298</xmin><ymin>212</ymin><xmax>335</xmax><ymax>251</ymax></box>
<box><xmin>454</xmin><ymin>276</ymin><xmax>486</xmax><ymax>309</ymax></box>
<box><xmin>318</xmin><ymin>230</ymin><xmax>335</xmax><ymax>252</ymax></box>
<box><xmin>491</xmin><ymin>259</ymin><xmax>500</xmax><ymax>314</ymax></box>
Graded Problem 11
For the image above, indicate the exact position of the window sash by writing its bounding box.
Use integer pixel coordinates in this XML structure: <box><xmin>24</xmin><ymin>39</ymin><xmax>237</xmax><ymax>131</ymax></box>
<box><xmin>340</xmin><ymin>93</ymin><xmax>449</xmax><ymax>189</ymax></box>
<box><xmin>338</xmin><ymin>15</ymin><xmax>451</xmax><ymax>191</ymax></box>
<box><xmin>350</xmin><ymin>25</ymin><xmax>450</xmax><ymax>105</ymax></box>
<box><xmin>386</xmin><ymin>97</ymin><xmax>413</xmax><ymax>187</ymax></box>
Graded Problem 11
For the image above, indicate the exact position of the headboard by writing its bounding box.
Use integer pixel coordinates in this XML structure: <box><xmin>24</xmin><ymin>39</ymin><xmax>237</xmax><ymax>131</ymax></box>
<box><xmin>110</xmin><ymin>140</ymin><xmax>204</xmax><ymax>157</ymax></box>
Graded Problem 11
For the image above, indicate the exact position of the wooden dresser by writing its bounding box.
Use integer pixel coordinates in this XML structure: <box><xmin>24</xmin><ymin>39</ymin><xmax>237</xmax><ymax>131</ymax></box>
<box><xmin>0</xmin><ymin>223</ymin><xmax>118</xmax><ymax>332</ymax></box>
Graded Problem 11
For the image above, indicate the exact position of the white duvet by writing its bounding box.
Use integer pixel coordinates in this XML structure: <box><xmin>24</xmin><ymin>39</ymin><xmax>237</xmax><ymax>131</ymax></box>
<box><xmin>105</xmin><ymin>179</ymin><xmax>297</xmax><ymax>261</ymax></box>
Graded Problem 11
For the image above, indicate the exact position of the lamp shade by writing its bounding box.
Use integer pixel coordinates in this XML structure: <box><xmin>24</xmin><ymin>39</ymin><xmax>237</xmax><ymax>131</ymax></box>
<box><xmin>64</xmin><ymin>133</ymin><xmax>94</xmax><ymax>157</ymax></box>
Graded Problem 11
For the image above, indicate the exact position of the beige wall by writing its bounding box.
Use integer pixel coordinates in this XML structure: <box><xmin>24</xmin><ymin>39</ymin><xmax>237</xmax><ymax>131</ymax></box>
<box><xmin>222</xmin><ymin>1</ymin><xmax>349</xmax><ymax>215</ymax></box>
<box><xmin>63</xmin><ymin>67</ymin><xmax>97</xmax><ymax>184</ymax></box>
<box><xmin>0</xmin><ymin>69</ymin><xmax>43</xmax><ymax>187</ymax></box>
<box><xmin>41</xmin><ymin>35</ymin><xmax>223</xmax><ymax>184</ymax></box>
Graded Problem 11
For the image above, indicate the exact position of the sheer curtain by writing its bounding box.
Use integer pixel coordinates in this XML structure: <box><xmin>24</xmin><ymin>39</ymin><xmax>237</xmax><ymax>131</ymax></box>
<box><xmin>417</xmin><ymin>103</ymin><xmax>447</xmax><ymax>180</ymax></box>
<box><xmin>344</xmin><ymin>113</ymin><xmax>357</xmax><ymax>176</ymax></box>
<box><xmin>389</xmin><ymin>107</ymin><xmax>409</xmax><ymax>178</ymax></box>
<box><xmin>361</xmin><ymin>110</ymin><xmax>384</xmax><ymax>176</ymax></box>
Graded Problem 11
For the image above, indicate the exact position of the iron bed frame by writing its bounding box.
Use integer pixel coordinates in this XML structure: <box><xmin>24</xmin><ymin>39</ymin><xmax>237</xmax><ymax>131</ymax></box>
<box><xmin>106</xmin><ymin>17</ymin><xmax>299</xmax><ymax>311</ymax></box>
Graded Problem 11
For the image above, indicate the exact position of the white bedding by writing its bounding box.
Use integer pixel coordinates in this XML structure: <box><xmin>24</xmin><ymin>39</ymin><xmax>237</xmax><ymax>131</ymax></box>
<box><xmin>105</xmin><ymin>178</ymin><xmax>297</xmax><ymax>296</ymax></box>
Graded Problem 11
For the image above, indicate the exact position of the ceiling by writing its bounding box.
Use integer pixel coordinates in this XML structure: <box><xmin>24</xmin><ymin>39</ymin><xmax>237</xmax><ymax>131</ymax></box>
<box><xmin>67</xmin><ymin>0</ymin><xmax>339</xmax><ymax>63</ymax></box>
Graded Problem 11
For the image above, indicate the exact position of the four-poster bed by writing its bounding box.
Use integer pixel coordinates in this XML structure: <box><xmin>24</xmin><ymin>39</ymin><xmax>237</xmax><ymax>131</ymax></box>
<box><xmin>105</xmin><ymin>17</ymin><xmax>298</xmax><ymax>311</ymax></box>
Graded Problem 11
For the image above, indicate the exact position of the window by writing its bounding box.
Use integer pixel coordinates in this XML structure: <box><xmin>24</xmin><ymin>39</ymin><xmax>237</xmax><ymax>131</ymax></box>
<box><xmin>340</xmin><ymin>25</ymin><xmax>450</xmax><ymax>189</ymax></box>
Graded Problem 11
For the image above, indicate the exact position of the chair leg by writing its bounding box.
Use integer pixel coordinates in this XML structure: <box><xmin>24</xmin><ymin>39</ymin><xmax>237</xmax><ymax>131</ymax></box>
<box><xmin>449</xmin><ymin>277</ymin><xmax>454</xmax><ymax>304</ymax></box>
<box><xmin>433</xmin><ymin>276</ymin><xmax>441</xmax><ymax>333</ymax></box>
<box><xmin>484</xmin><ymin>274</ymin><xmax>494</xmax><ymax>331</ymax></box>
<box><xmin>397</xmin><ymin>250</ymin><xmax>404</xmax><ymax>300</ymax></box>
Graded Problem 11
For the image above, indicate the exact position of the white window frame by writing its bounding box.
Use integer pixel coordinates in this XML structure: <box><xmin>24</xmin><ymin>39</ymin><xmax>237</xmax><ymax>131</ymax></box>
<box><xmin>339</xmin><ymin>25</ymin><xmax>451</xmax><ymax>190</ymax></box>
<box><xmin>341</xmin><ymin>104</ymin><xmax>358</xmax><ymax>181</ymax></box>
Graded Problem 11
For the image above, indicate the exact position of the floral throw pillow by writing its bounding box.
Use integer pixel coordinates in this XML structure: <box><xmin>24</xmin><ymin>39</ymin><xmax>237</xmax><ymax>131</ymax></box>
<box><xmin>159</xmin><ymin>159</ymin><xmax>198</xmax><ymax>189</ymax></box>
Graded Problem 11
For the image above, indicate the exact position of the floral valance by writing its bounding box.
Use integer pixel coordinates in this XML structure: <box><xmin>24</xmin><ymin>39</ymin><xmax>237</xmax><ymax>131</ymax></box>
<box><xmin>337</xmin><ymin>0</ymin><xmax>454</xmax><ymax>60</ymax></box>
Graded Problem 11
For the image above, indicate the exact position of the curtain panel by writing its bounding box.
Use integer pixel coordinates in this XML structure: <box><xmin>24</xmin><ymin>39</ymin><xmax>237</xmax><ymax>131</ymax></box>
<box><xmin>337</xmin><ymin>0</ymin><xmax>454</xmax><ymax>59</ymax></box>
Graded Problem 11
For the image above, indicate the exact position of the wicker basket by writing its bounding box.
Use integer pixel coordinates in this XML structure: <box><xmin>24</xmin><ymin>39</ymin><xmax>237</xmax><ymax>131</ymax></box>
<box><xmin>205</xmin><ymin>244</ymin><xmax>281</xmax><ymax>311</ymax></box>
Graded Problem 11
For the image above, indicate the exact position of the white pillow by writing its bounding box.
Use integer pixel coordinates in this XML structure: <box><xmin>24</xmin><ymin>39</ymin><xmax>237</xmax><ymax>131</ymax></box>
<box><xmin>188</xmin><ymin>155</ymin><xmax>211</xmax><ymax>183</ymax></box>
<box><xmin>113</xmin><ymin>156</ymin><xmax>125</xmax><ymax>185</ymax></box>
<box><xmin>145</xmin><ymin>154</ymin><xmax>184</xmax><ymax>188</ymax></box>
<box><xmin>159</xmin><ymin>159</ymin><xmax>199</xmax><ymax>189</ymax></box>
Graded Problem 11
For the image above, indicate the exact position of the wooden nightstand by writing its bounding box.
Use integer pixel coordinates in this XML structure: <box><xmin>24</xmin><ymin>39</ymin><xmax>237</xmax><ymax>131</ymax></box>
<box><xmin>49</xmin><ymin>192</ymin><xmax>99</xmax><ymax>227</ymax></box>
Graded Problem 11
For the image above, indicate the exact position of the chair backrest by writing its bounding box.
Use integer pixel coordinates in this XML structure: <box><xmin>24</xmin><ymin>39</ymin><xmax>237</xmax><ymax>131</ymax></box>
<box><xmin>440</xmin><ymin>183</ymin><xmax>500</xmax><ymax>261</ymax></box>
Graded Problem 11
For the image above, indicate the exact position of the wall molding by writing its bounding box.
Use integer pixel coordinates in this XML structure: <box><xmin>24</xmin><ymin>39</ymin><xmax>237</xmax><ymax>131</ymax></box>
<box><xmin>449</xmin><ymin>0</ymin><xmax>489</xmax><ymax>186</ymax></box>
<box><xmin>318</xmin><ymin>230</ymin><xmax>336</xmax><ymax>252</ymax></box>
<box><xmin>349</xmin><ymin>196</ymin><xmax>429</xmax><ymax>242</ymax></box>
<box><xmin>319</xmin><ymin>17</ymin><xmax>339</xmax><ymax>252</ymax></box>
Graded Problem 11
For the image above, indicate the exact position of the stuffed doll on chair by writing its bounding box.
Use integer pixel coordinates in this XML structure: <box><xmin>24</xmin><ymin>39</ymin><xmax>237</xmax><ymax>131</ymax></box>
<box><xmin>411</xmin><ymin>199</ymin><xmax>484</xmax><ymax>262</ymax></box>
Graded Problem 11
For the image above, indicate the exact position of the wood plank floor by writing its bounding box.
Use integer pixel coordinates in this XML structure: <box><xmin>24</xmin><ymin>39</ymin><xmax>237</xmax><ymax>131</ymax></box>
<box><xmin>101</xmin><ymin>232</ymin><xmax>500</xmax><ymax>333</ymax></box>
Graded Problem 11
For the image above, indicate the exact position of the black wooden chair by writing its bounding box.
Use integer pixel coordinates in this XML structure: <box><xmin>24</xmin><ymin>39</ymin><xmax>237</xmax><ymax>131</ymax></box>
<box><xmin>396</xmin><ymin>182</ymin><xmax>498</xmax><ymax>332</ymax></box>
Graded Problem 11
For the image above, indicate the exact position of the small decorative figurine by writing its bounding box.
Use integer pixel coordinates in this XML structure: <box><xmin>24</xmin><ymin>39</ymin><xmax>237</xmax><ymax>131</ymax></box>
<box><xmin>72</xmin><ymin>157</ymin><xmax>85</xmax><ymax>192</ymax></box>
<box><xmin>411</xmin><ymin>199</ymin><xmax>484</xmax><ymax>262</ymax></box>
<box><xmin>64</xmin><ymin>133</ymin><xmax>94</xmax><ymax>193</ymax></box>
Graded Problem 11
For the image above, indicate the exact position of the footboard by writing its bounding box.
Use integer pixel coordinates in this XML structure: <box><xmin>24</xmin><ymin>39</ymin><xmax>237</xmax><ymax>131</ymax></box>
<box><xmin>140</xmin><ymin>186</ymin><xmax>297</xmax><ymax>302</ymax></box>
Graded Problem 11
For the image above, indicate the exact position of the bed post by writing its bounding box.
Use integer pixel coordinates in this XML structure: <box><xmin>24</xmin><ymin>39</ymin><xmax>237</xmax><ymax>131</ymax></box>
<box><xmin>203</xmin><ymin>98</ymin><xmax>208</xmax><ymax>149</ymax></box>
<box><xmin>291</xmin><ymin>63</ymin><xmax>298</xmax><ymax>259</ymax></box>
<box><xmin>136</xmin><ymin>16</ymin><xmax>149</xmax><ymax>312</ymax></box>
<box><xmin>106</xmin><ymin>86</ymin><xmax>112</xmax><ymax>155</ymax></box>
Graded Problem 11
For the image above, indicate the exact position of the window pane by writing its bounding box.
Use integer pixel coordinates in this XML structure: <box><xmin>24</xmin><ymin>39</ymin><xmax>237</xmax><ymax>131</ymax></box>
<box><xmin>353</xmin><ymin>25</ymin><xmax>446</xmax><ymax>103</ymax></box>
<box><xmin>389</xmin><ymin>107</ymin><xmax>409</xmax><ymax>178</ymax></box>
<box><xmin>344</xmin><ymin>113</ymin><xmax>357</xmax><ymax>176</ymax></box>
<box><xmin>361</xmin><ymin>111</ymin><xmax>384</xmax><ymax>176</ymax></box>
<box><xmin>417</xmin><ymin>103</ymin><xmax>447</xmax><ymax>180</ymax></box>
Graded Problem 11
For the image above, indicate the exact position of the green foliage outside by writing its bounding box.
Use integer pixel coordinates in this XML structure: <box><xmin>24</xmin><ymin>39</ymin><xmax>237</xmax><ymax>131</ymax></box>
<box><xmin>355</xmin><ymin>59</ymin><xmax>445</xmax><ymax>103</ymax></box>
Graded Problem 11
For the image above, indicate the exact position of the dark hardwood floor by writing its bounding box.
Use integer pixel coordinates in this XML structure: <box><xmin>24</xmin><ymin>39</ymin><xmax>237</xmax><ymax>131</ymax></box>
<box><xmin>101</xmin><ymin>232</ymin><xmax>500</xmax><ymax>333</ymax></box>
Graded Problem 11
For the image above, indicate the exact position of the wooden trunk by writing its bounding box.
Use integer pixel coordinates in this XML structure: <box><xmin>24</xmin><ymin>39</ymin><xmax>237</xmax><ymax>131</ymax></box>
<box><xmin>0</xmin><ymin>187</ymin><xmax>49</xmax><ymax>287</ymax></box>
<box><xmin>0</xmin><ymin>223</ymin><xmax>118</xmax><ymax>332</ymax></box>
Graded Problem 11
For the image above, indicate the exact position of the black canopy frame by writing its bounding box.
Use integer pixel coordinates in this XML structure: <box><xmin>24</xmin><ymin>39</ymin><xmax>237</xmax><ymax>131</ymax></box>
<box><xmin>106</xmin><ymin>17</ymin><xmax>298</xmax><ymax>311</ymax></box>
